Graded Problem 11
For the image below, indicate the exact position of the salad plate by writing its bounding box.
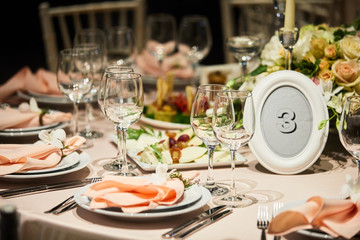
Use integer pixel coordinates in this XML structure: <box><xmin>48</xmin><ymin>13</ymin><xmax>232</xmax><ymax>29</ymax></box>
<box><xmin>74</xmin><ymin>184</ymin><xmax>211</xmax><ymax>220</ymax></box>
<box><xmin>0</xmin><ymin>151</ymin><xmax>91</xmax><ymax>179</ymax></box>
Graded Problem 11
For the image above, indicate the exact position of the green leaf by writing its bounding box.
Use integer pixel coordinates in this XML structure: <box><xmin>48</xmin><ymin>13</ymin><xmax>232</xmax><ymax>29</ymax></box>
<box><xmin>250</xmin><ymin>64</ymin><xmax>267</xmax><ymax>76</ymax></box>
<box><xmin>150</xmin><ymin>143</ymin><xmax>163</xmax><ymax>163</ymax></box>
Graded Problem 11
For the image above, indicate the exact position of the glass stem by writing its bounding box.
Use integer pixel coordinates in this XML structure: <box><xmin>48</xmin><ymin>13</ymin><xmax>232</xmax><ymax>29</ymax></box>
<box><xmin>284</xmin><ymin>48</ymin><xmax>292</xmax><ymax>70</ymax></box>
<box><xmin>205</xmin><ymin>145</ymin><xmax>216</xmax><ymax>188</ymax></box>
<box><xmin>240</xmin><ymin>60</ymin><xmax>248</xmax><ymax>76</ymax></box>
<box><xmin>117</xmin><ymin>126</ymin><xmax>130</xmax><ymax>175</ymax></box>
<box><xmin>115</xmin><ymin>126</ymin><xmax>123</xmax><ymax>168</ymax></box>
<box><xmin>230</xmin><ymin>149</ymin><xmax>237</xmax><ymax>196</ymax></box>
<box><xmin>73</xmin><ymin>102</ymin><xmax>79</xmax><ymax>136</ymax></box>
<box><xmin>85</xmin><ymin>102</ymin><xmax>92</xmax><ymax>133</ymax></box>
<box><xmin>357</xmin><ymin>160</ymin><xmax>360</xmax><ymax>181</ymax></box>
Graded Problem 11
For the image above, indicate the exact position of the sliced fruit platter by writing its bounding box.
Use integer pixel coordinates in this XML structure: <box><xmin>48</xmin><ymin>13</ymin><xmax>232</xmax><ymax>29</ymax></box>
<box><xmin>125</xmin><ymin>126</ymin><xmax>246</xmax><ymax>171</ymax></box>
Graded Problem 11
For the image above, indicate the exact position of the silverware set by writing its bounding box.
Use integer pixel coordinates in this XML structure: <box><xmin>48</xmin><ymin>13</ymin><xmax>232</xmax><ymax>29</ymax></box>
<box><xmin>257</xmin><ymin>202</ymin><xmax>284</xmax><ymax>240</ymax></box>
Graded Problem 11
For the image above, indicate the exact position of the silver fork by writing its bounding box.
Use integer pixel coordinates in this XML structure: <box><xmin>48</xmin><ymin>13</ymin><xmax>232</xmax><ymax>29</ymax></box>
<box><xmin>257</xmin><ymin>205</ymin><xmax>270</xmax><ymax>240</ymax></box>
<box><xmin>272</xmin><ymin>202</ymin><xmax>284</xmax><ymax>240</ymax></box>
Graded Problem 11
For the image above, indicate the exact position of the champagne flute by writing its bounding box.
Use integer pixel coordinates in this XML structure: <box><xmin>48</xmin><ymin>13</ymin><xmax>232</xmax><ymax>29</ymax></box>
<box><xmin>190</xmin><ymin>84</ymin><xmax>229</xmax><ymax>196</ymax></box>
<box><xmin>57</xmin><ymin>47</ymin><xmax>95</xmax><ymax>136</ymax></box>
<box><xmin>339</xmin><ymin>95</ymin><xmax>360</xmax><ymax>182</ymax></box>
<box><xmin>212</xmin><ymin>89</ymin><xmax>255</xmax><ymax>208</ymax></box>
<box><xmin>145</xmin><ymin>14</ymin><xmax>177</xmax><ymax>76</ymax></box>
<box><xmin>107</xmin><ymin>26</ymin><xmax>137</xmax><ymax>67</ymax></box>
<box><xmin>98</xmin><ymin>72</ymin><xmax>143</xmax><ymax>175</ymax></box>
<box><xmin>178</xmin><ymin>15</ymin><xmax>212</xmax><ymax>75</ymax></box>
<box><xmin>74</xmin><ymin>28</ymin><xmax>107</xmax><ymax>139</ymax></box>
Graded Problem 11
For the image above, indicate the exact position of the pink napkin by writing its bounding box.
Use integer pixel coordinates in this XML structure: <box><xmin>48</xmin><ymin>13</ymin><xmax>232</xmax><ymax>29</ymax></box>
<box><xmin>267</xmin><ymin>196</ymin><xmax>360</xmax><ymax>239</ymax></box>
<box><xmin>0</xmin><ymin>107</ymin><xmax>72</xmax><ymax>130</ymax></box>
<box><xmin>83</xmin><ymin>171</ymin><xmax>199</xmax><ymax>213</ymax></box>
<box><xmin>135</xmin><ymin>50</ymin><xmax>195</xmax><ymax>79</ymax></box>
<box><xmin>0</xmin><ymin>66</ymin><xmax>61</xmax><ymax>103</ymax></box>
<box><xmin>0</xmin><ymin>136</ymin><xmax>86</xmax><ymax>176</ymax></box>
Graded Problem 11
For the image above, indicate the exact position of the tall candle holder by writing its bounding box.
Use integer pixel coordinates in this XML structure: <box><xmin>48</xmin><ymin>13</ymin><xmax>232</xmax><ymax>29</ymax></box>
<box><xmin>278</xmin><ymin>27</ymin><xmax>299</xmax><ymax>70</ymax></box>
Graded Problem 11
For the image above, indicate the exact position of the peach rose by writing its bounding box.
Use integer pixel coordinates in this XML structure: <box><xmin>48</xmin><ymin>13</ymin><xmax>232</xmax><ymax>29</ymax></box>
<box><xmin>310</xmin><ymin>38</ymin><xmax>328</xmax><ymax>59</ymax></box>
<box><xmin>340</xmin><ymin>35</ymin><xmax>360</xmax><ymax>60</ymax></box>
<box><xmin>332</xmin><ymin>59</ymin><xmax>360</xmax><ymax>92</ymax></box>
<box><xmin>319</xmin><ymin>59</ymin><xmax>330</xmax><ymax>70</ymax></box>
<box><xmin>324</xmin><ymin>44</ymin><xmax>337</xmax><ymax>59</ymax></box>
<box><xmin>318</xmin><ymin>69</ymin><xmax>335</xmax><ymax>82</ymax></box>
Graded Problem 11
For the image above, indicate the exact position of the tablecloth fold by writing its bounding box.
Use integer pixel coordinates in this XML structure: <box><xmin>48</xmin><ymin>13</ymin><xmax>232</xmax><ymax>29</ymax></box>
<box><xmin>267</xmin><ymin>196</ymin><xmax>360</xmax><ymax>239</ymax></box>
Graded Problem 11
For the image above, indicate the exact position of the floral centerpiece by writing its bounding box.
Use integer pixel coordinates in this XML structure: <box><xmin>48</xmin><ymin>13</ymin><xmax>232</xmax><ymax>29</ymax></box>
<box><xmin>227</xmin><ymin>18</ymin><xmax>360</xmax><ymax>129</ymax></box>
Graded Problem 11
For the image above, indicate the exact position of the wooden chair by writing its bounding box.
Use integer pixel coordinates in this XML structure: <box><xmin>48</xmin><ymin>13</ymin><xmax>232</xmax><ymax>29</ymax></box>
<box><xmin>39</xmin><ymin>0</ymin><xmax>146</xmax><ymax>72</ymax></box>
<box><xmin>220</xmin><ymin>0</ymin><xmax>340</xmax><ymax>63</ymax></box>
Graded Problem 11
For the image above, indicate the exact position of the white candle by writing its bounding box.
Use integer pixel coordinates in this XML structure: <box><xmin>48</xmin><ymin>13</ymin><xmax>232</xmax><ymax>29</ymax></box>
<box><xmin>284</xmin><ymin>0</ymin><xmax>295</xmax><ymax>30</ymax></box>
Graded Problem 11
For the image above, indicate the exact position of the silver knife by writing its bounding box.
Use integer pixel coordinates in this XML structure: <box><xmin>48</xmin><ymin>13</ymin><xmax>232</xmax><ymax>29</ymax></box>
<box><xmin>0</xmin><ymin>177</ymin><xmax>102</xmax><ymax>198</ymax></box>
<box><xmin>162</xmin><ymin>205</ymin><xmax>227</xmax><ymax>239</ymax></box>
<box><xmin>174</xmin><ymin>209</ymin><xmax>233</xmax><ymax>239</ymax></box>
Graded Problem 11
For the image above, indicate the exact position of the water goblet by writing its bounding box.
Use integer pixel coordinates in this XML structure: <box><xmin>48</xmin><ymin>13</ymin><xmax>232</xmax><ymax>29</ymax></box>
<box><xmin>107</xmin><ymin>26</ymin><xmax>137</xmax><ymax>68</ymax></box>
<box><xmin>178</xmin><ymin>15</ymin><xmax>212</xmax><ymax>76</ymax></box>
<box><xmin>145</xmin><ymin>14</ymin><xmax>177</xmax><ymax>76</ymax></box>
<box><xmin>98</xmin><ymin>72</ymin><xmax>143</xmax><ymax>176</ymax></box>
<box><xmin>212</xmin><ymin>89</ymin><xmax>256</xmax><ymax>208</ymax></box>
<box><xmin>74</xmin><ymin>28</ymin><xmax>107</xmax><ymax>139</ymax></box>
<box><xmin>339</xmin><ymin>95</ymin><xmax>360</xmax><ymax>182</ymax></box>
<box><xmin>190</xmin><ymin>84</ymin><xmax>229</xmax><ymax>196</ymax></box>
<box><xmin>57</xmin><ymin>47</ymin><xmax>95</xmax><ymax>136</ymax></box>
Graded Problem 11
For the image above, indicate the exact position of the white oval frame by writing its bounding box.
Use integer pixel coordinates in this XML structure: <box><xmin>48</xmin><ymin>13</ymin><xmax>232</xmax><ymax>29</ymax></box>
<box><xmin>249</xmin><ymin>70</ymin><xmax>329</xmax><ymax>174</ymax></box>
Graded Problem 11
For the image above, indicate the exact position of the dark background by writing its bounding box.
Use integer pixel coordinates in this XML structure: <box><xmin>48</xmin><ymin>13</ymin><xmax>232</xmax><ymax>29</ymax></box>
<box><xmin>0</xmin><ymin>0</ymin><xmax>225</xmax><ymax>85</ymax></box>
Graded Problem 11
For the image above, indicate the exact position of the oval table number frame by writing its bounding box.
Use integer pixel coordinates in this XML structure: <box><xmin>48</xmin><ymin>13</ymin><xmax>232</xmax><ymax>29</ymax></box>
<box><xmin>249</xmin><ymin>70</ymin><xmax>329</xmax><ymax>174</ymax></box>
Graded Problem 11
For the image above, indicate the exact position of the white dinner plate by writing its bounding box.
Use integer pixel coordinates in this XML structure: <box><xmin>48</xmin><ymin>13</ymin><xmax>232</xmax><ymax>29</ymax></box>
<box><xmin>139</xmin><ymin>116</ymin><xmax>190</xmax><ymax>130</ymax></box>
<box><xmin>11</xmin><ymin>152</ymin><xmax>81</xmax><ymax>175</ymax></box>
<box><xmin>0</xmin><ymin>122</ymin><xmax>69</xmax><ymax>137</ymax></box>
<box><xmin>0</xmin><ymin>151</ymin><xmax>91</xmax><ymax>179</ymax></box>
<box><xmin>75</xmin><ymin>185</ymin><xmax>211</xmax><ymax>220</ymax></box>
<box><xmin>17</xmin><ymin>91</ymin><xmax>72</xmax><ymax>104</ymax></box>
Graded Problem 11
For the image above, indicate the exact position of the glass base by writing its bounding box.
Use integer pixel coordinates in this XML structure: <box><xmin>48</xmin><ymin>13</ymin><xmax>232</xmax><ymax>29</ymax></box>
<box><xmin>80</xmin><ymin>129</ymin><xmax>103</xmax><ymax>139</ymax></box>
<box><xmin>204</xmin><ymin>183</ymin><xmax>229</xmax><ymax>196</ymax></box>
<box><xmin>102</xmin><ymin>161</ymin><xmax>137</xmax><ymax>172</ymax></box>
<box><xmin>212</xmin><ymin>193</ymin><xmax>256</xmax><ymax>208</ymax></box>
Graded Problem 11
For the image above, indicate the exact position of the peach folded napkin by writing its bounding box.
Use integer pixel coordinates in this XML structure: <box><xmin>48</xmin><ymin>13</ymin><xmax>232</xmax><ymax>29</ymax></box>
<box><xmin>267</xmin><ymin>196</ymin><xmax>360</xmax><ymax>239</ymax></box>
<box><xmin>0</xmin><ymin>107</ymin><xmax>72</xmax><ymax>130</ymax></box>
<box><xmin>0</xmin><ymin>136</ymin><xmax>86</xmax><ymax>176</ymax></box>
<box><xmin>0</xmin><ymin>66</ymin><xmax>61</xmax><ymax>103</ymax></box>
<box><xmin>83</xmin><ymin>171</ymin><xmax>199</xmax><ymax>213</ymax></box>
<box><xmin>135</xmin><ymin>50</ymin><xmax>195</xmax><ymax>79</ymax></box>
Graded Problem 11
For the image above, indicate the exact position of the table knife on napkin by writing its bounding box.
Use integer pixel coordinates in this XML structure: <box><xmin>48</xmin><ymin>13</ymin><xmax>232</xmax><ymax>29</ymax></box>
<box><xmin>174</xmin><ymin>209</ymin><xmax>233</xmax><ymax>239</ymax></box>
<box><xmin>162</xmin><ymin>205</ymin><xmax>227</xmax><ymax>239</ymax></box>
<box><xmin>0</xmin><ymin>177</ymin><xmax>102</xmax><ymax>198</ymax></box>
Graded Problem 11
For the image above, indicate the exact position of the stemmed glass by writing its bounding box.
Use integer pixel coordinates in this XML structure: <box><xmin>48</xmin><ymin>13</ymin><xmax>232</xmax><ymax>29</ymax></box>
<box><xmin>178</xmin><ymin>15</ymin><xmax>212</xmax><ymax>75</ymax></box>
<box><xmin>74</xmin><ymin>28</ymin><xmax>107</xmax><ymax>139</ymax></box>
<box><xmin>339</xmin><ymin>95</ymin><xmax>360</xmax><ymax>182</ymax></box>
<box><xmin>145</xmin><ymin>14</ymin><xmax>177</xmax><ymax>76</ymax></box>
<box><xmin>98</xmin><ymin>72</ymin><xmax>143</xmax><ymax>176</ymax></box>
<box><xmin>190</xmin><ymin>84</ymin><xmax>229</xmax><ymax>196</ymax></box>
<box><xmin>227</xmin><ymin>34</ymin><xmax>262</xmax><ymax>82</ymax></box>
<box><xmin>107</xmin><ymin>26</ymin><xmax>137</xmax><ymax>67</ymax></box>
<box><xmin>212</xmin><ymin>90</ymin><xmax>256</xmax><ymax>208</ymax></box>
<box><xmin>57</xmin><ymin>47</ymin><xmax>95</xmax><ymax>136</ymax></box>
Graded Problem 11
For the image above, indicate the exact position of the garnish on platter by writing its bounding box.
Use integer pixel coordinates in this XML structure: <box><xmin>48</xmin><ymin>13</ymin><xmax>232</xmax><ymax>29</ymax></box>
<box><xmin>143</xmin><ymin>72</ymin><xmax>195</xmax><ymax>124</ymax></box>
<box><xmin>126</xmin><ymin>126</ymin><xmax>246</xmax><ymax>169</ymax></box>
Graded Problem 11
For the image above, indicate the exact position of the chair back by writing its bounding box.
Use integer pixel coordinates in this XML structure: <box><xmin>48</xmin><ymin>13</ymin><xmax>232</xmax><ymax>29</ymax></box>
<box><xmin>39</xmin><ymin>0</ymin><xmax>145</xmax><ymax>72</ymax></box>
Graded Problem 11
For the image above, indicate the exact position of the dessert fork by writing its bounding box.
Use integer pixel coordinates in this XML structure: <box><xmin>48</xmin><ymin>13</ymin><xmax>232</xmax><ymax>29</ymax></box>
<box><xmin>257</xmin><ymin>205</ymin><xmax>269</xmax><ymax>240</ymax></box>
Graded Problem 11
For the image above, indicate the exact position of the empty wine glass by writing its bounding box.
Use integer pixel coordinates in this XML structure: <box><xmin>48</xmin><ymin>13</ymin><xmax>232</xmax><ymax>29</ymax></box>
<box><xmin>145</xmin><ymin>14</ymin><xmax>177</xmax><ymax>75</ymax></box>
<box><xmin>227</xmin><ymin>34</ymin><xmax>262</xmax><ymax>83</ymax></box>
<box><xmin>212</xmin><ymin>89</ymin><xmax>256</xmax><ymax>208</ymax></box>
<box><xmin>339</xmin><ymin>95</ymin><xmax>360</xmax><ymax>182</ymax></box>
<box><xmin>178</xmin><ymin>15</ymin><xmax>212</xmax><ymax>75</ymax></box>
<box><xmin>74</xmin><ymin>28</ymin><xmax>107</xmax><ymax>139</ymax></box>
<box><xmin>107</xmin><ymin>26</ymin><xmax>137</xmax><ymax>67</ymax></box>
<box><xmin>98</xmin><ymin>72</ymin><xmax>143</xmax><ymax>176</ymax></box>
<box><xmin>190</xmin><ymin>84</ymin><xmax>229</xmax><ymax>196</ymax></box>
<box><xmin>57</xmin><ymin>47</ymin><xmax>95</xmax><ymax>136</ymax></box>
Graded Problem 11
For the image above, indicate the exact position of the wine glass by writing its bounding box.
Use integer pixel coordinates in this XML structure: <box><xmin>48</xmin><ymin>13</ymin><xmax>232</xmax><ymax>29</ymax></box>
<box><xmin>98</xmin><ymin>72</ymin><xmax>143</xmax><ymax>176</ymax></box>
<box><xmin>227</xmin><ymin>34</ymin><xmax>262</xmax><ymax>83</ymax></box>
<box><xmin>190</xmin><ymin>84</ymin><xmax>229</xmax><ymax>196</ymax></box>
<box><xmin>212</xmin><ymin>89</ymin><xmax>256</xmax><ymax>208</ymax></box>
<box><xmin>178</xmin><ymin>15</ymin><xmax>212</xmax><ymax>75</ymax></box>
<box><xmin>339</xmin><ymin>95</ymin><xmax>360</xmax><ymax>182</ymax></box>
<box><xmin>74</xmin><ymin>29</ymin><xmax>107</xmax><ymax>139</ymax></box>
<box><xmin>57</xmin><ymin>47</ymin><xmax>95</xmax><ymax>136</ymax></box>
<box><xmin>107</xmin><ymin>26</ymin><xmax>137</xmax><ymax>67</ymax></box>
<box><xmin>145</xmin><ymin>14</ymin><xmax>177</xmax><ymax>75</ymax></box>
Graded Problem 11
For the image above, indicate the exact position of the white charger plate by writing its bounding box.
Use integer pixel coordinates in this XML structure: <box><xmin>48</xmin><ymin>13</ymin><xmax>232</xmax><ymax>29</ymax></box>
<box><xmin>0</xmin><ymin>151</ymin><xmax>90</xmax><ymax>179</ymax></box>
<box><xmin>74</xmin><ymin>184</ymin><xmax>211</xmax><ymax>220</ymax></box>
<box><xmin>0</xmin><ymin>122</ymin><xmax>69</xmax><ymax>137</ymax></box>
<box><xmin>11</xmin><ymin>152</ymin><xmax>81</xmax><ymax>175</ymax></box>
